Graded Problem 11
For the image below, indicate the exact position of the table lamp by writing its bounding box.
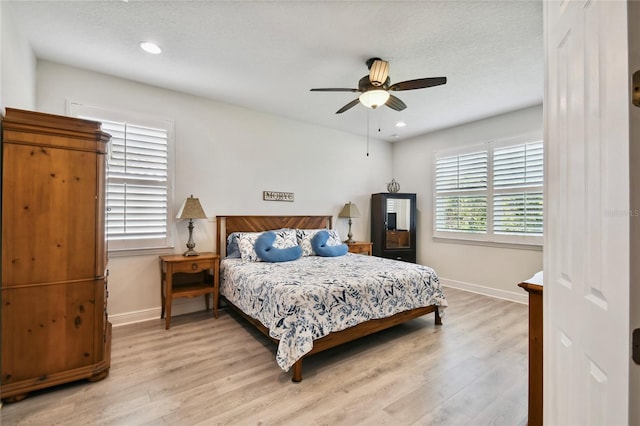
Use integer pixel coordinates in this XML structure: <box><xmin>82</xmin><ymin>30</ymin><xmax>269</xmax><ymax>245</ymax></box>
<box><xmin>176</xmin><ymin>195</ymin><xmax>207</xmax><ymax>256</ymax></box>
<box><xmin>338</xmin><ymin>201</ymin><xmax>360</xmax><ymax>244</ymax></box>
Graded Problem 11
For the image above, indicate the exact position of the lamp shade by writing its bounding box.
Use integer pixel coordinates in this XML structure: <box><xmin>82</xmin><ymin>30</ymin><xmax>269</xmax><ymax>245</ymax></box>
<box><xmin>369</xmin><ymin>59</ymin><xmax>389</xmax><ymax>86</ymax></box>
<box><xmin>338</xmin><ymin>202</ymin><xmax>360</xmax><ymax>219</ymax></box>
<box><xmin>359</xmin><ymin>90</ymin><xmax>390</xmax><ymax>109</ymax></box>
<box><xmin>176</xmin><ymin>195</ymin><xmax>207</xmax><ymax>220</ymax></box>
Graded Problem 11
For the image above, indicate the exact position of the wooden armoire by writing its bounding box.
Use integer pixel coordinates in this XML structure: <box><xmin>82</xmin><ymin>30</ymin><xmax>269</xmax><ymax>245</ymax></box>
<box><xmin>1</xmin><ymin>108</ymin><xmax>112</xmax><ymax>402</ymax></box>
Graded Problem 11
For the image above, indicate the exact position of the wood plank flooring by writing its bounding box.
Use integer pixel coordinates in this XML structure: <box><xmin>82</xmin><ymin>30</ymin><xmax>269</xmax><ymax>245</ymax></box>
<box><xmin>0</xmin><ymin>287</ymin><xmax>529</xmax><ymax>425</ymax></box>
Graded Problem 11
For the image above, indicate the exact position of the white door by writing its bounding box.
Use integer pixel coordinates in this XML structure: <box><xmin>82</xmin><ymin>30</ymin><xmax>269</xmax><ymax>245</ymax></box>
<box><xmin>544</xmin><ymin>1</ymin><xmax>631</xmax><ymax>425</ymax></box>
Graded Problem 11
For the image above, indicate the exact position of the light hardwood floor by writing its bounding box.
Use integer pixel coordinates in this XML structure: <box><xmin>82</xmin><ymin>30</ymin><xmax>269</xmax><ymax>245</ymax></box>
<box><xmin>0</xmin><ymin>287</ymin><xmax>529</xmax><ymax>425</ymax></box>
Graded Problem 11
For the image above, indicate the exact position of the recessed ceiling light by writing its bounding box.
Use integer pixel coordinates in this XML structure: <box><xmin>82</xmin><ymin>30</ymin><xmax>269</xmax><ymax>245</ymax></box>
<box><xmin>139</xmin><ymin>41</ymin><xmax>162</xmax><ymax>54</ymax></box>
<box><xmin>395</xmin><ymin>121</ymin><xmax>407</xmax><ymax>128</ymax></box>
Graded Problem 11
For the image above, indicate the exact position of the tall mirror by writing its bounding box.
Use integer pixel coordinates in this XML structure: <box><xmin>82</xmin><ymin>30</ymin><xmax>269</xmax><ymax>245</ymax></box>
<box><xmin>385</xmin><ymin>198</ymin><xmax>412</xmax><ymax>249</ymax></box>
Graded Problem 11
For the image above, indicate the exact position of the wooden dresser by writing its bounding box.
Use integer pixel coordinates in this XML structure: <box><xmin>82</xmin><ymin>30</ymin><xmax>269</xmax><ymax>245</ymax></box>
<box><xmin>1</xmin><ymin>108</ymin><xmax>112</xmax><ymax>402</ymax></box>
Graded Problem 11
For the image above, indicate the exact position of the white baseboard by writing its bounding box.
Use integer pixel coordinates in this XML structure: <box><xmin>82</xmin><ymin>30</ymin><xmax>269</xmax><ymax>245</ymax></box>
<box><xmin>109</xmin><ymin>307</ymin><xmax>160</xmax><ymax>327</ymax></box>
<box><xmin>441</xmin><ymin>278</ymin><xmax>528</xmax><ymax>304</ymax></box>
<box><xmin>109</xmin><ymin>298</ymin><xmax>210</xmax><ymax>327</ymax></box>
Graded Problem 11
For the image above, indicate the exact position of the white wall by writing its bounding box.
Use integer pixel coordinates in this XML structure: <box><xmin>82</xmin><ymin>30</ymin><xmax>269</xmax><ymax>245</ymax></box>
<box><xmin>0</xmin><ymin>2</ymin><xmax>36</xmax><ymax>111</ymax></box>
<box><xmin>36</xmin><ymin>60</ymin><xmax>392</xmax><ymax>324</ymax></box>
<box><xmin>392</xmin><ymin>105</ymin><xmax>544</xmax><ymax>302</ymax></box>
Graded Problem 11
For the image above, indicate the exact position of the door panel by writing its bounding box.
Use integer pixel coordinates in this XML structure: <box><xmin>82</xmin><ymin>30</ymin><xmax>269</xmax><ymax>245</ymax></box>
<box><xmin>629</xmin><ymin>3</ymin><xmax>640</xmax><ymax>424</ymax></box>
<box><xmin>544</xmin><ymin>1</ymin><xmax>630</xmax><ymax>424</ymax></box>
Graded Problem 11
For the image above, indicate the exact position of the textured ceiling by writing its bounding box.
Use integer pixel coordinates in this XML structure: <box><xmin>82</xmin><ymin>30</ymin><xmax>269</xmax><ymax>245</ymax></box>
<box><xmin>6</xmin><ymin>0</ymin><xmax>543</xmax><ymax>142</ymax></box>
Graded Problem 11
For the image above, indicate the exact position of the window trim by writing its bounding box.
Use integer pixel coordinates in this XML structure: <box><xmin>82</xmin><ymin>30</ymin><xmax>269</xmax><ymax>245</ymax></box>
<box><xmin>433</xmin><ymin>133</ymin><xmax>543</xmax><ymax>247</ymax></box>
<box><xmin>68</xmin><ymin>101</ymin><xmax>176</xmax><ymax>254</ymax></box>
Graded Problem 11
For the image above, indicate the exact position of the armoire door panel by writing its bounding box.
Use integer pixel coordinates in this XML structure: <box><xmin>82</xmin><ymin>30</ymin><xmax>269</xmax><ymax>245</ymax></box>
<box><xmin>1</xmin><ymin>144</ymin><xmax>97</xmax><ymax>286</ymax></box>
<box><xmin>1</xmin><ymin>281</ymin><xmax>97</xmax><ymax>384</ymax></box>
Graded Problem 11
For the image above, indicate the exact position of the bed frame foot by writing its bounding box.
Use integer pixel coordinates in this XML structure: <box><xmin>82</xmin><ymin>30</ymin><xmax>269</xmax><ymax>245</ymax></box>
<box><xmin>435</xmin><ymin>308</ymin><xmax>442</xmax><ymax>326</ymax></box>
<box><xmin>291</xmin><ymin>360</ymin><xmax>303</xmax><ymax>382</ymax></box>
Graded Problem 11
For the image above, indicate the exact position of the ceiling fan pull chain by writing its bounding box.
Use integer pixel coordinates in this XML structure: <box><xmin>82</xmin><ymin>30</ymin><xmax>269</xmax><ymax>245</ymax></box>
<box><xmin>366</xmin><ymin>110</ymin><xmax>370</xmax><ymax>157</ymax></box>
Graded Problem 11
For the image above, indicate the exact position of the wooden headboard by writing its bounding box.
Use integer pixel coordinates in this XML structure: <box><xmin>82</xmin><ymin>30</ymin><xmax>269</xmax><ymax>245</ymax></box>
<box><xmin>216</xmin><ymin>215</ymin><xmax>332</xmax><ymax>256</ymax></box>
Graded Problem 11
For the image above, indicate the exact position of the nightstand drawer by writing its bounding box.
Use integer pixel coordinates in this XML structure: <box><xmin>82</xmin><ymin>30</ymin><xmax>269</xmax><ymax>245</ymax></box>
<box><xmin>170</xmin><ymin>259</ymin><xmax>214</xmax><ymax>274</ymax></box>
<box><xmin>346</xmin><ymin>242</ymin><xmax>373</xmax><ymax>255</ymax></box>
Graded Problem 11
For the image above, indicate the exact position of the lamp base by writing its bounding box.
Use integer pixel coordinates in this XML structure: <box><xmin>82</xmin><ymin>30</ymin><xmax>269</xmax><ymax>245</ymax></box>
<box><xmin>344</xmin><ymin>219</ymin><xmax>355</xmax><ymax>245</ymax></box>
<box><xmin>183</xmin><ymin>219</ymin><xmax>199</xmax><ymax>256</ymax></box>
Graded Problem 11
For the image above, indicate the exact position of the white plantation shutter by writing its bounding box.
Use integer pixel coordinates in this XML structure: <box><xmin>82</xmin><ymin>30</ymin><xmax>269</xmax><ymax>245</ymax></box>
<box><xmin>101</xmin><ymin>120</ymin><xmax>168</xmax><ymax>242</ymax></box>
<box><xmin>493</xmin><ymin>141</ymin><xmax>543</xmax><ymax>236</ymax></box>
<box><xmin>494</xmin><ymin>192</ymin><xmax>543</xmax><ymax>234</ymax></box>
<box><xmin>106</xmin><ymin>183</ymin><xmax>168</xmax><ymax>239</ymax></box>
<box><xmin>72</xmin><ymin>103</ymin><xmax>174</xmax><ymax>251</ymax></box>
<box><xmin>434</xmin><ymin>139</ymin><xmax>543</xmax><ymax>244</ymax></box>
<box><xmin>493</xmin><ymin>142</ymin><xmax>543</xmax><ymax>188</ymax></box>
<box><xmin>436</xmin><ymin>195</ymin><xmax>487</xmax><ymax>232</ymax></box>
<box><xmin>435</xmin><ymin>149</ymin><xmax>488</xmax><ymax>233</ymax></box>
<box><xmin>436</xmin><ymin>151</ymin><xmax>488</xmax><ymax>191</ymax></box>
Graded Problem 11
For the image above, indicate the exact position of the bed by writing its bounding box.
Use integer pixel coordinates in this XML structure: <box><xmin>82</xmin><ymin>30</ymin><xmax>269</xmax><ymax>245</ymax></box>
<box><xmin>216</xmin><ymin>215</ymin><xmax>447</xmax><ymax>382</ymax></box>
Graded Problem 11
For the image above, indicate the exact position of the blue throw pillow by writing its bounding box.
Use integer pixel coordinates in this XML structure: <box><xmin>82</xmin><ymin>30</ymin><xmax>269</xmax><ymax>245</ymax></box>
<box><xmin>311</xmin><ymin>230</ymin><xmax>348</xmax><ymax>257</ymax></box>
<box><xmin>254</xmin><ymin>231</ymin><xmax>302</xmax><ymax>262</ymax></box>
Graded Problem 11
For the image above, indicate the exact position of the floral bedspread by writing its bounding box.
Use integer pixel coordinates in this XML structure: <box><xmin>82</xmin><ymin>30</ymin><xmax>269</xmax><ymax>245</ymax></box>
<box><xmin>220</xmin><ymin>253</ymin><xmax>448</xmax><ymax>371</ymax></box>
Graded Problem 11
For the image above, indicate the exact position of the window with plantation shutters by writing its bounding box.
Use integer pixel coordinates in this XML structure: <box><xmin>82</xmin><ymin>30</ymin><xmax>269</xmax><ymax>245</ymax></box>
<box><xmin>70</xmin><ymin>103</ymin><xmax>174</xmax><ymax>252</ymax></box>
<box><xmin>434</xmin><ymin>138</ymin><xmax>543</xmax><ymax>245</ymax></box>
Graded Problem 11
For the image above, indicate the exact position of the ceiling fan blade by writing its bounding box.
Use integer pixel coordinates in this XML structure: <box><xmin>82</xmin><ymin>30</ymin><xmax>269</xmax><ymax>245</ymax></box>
<box><xmin>369</xmin><ymin>59</ymin><xmax>389</xmax><ymax>86</ymax></box>
<box><xmin>386</xmin><ymin>95</ymin><xmax>407</xmax><ymax>111</ymax></box>
<box><xmin>388</xmin><ymin>77</ymin><xmax>447</xmax><ymax>91</ymax></box>
<box><xmin>310</xmin><ymin>88</ymin><xmax>359</xmax><ymax>92</ymax></box>
<box><xmin>336</xmin><ymin>98</ymin><xmax>361</xmax><ymax>114</ymax></box>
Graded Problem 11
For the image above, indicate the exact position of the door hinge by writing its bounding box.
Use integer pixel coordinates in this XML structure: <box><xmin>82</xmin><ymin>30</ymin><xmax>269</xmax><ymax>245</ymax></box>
<box><xmin>633</xmin><ymin>328</ymin><xmax>640</xmax><ymax>365</ymax></box>
<box><xmin>633</xmin><ymin>70</ymin><xmax>640</xmax><ymax>107</ymax></box>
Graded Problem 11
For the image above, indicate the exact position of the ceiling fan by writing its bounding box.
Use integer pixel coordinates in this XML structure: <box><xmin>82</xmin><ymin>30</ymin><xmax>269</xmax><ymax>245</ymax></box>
<box><xmin>310</xmin><ymin>57</ymin><xmax>447</xmax><ymax>114</ymax></box>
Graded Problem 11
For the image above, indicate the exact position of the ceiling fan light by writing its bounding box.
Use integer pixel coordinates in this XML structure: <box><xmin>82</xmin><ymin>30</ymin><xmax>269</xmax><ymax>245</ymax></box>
<box><xmin>369</xmin><ymin>60</ymin><xmax>389</xmax><ymax>86</ymax></box>
<box><xmin>359</xmin><ymin>90</ymin><xmax>390</xmax><ymax>109</ymax></box>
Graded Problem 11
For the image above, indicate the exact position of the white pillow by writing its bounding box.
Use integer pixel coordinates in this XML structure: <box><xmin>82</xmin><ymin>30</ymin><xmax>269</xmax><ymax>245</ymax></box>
<box><xmin>238</xmin><ymin>229</ymin><xmax>298</xmax><ymax>262</ymax></box>
<box><xmin>296</xmin><ymin>229</ymin><xmax>342</xmax><ymax>256</ymax></box>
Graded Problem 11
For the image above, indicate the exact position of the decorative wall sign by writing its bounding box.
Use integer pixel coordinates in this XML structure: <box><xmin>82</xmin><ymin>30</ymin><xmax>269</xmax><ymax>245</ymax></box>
<box><xmin>263</xmin><ymin>191</ymin><xmax>294</xmax><ymax>202</ymax></box>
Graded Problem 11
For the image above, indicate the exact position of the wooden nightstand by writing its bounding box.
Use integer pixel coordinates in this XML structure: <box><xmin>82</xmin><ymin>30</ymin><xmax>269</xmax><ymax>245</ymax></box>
<box><xmin>346</xmin><ymin>241</ymin><xmax>373</xmax><ymax>255</ymax></box>
<box><xmin>159</xmin><ymin>252</ymin><xmax>220</xmax><ymax>329</ymax></box>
